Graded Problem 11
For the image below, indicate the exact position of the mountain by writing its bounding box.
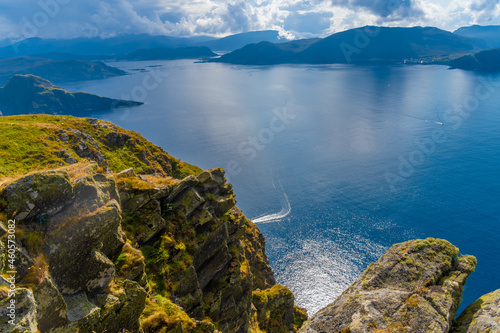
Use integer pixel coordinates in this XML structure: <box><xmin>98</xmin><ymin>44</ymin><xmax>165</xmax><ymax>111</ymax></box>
<box><xmin>0</xmin><ymin>34</ymin><xmax>213</xmax><ymax>59</ymax></box>
<box><xmin>298</xmin><ymin>26</ymin><xmax>477</xmax><ymax>63</ymax></box>
<box><xmin>448</xmin><ymin>48</ymin><xmax>500</xmax><ymax>72</ymax></box>
<box><xmin>0</xmin><ymin>32</ymin><xmax>294</xmax><ymax>60</ymax></box>
<box><xmin>215</xmin><ymin>26</ymin><xmax>480</xmax><ymax>65</ymax></box>
<box><xmin>212</xmin><ymin>38</ymin><xmax>320</xmax><ymax>65</ymax></box>
<box><xmin>0</xmin><ymin>57</ymin><xmax>125</xmax><ymax>85</ymax></box>
<box><xmin>454</xmin><ymin>25</ymin><xmax>500</xmax><ymax>49</ymax></box>
<box><xmin>0</xmin><ymin>74</ymin><xmax>142</xmax><ymax>115</ymax></box>
<box><xmin>118</xmin><ymin>46</ymin><xmax>216</xmax><ymax>61</ymax></box>
<box><xmin>0</xmin><ymin>115</ymin><xmax>306</xmax><ymax>332</ymax></box>
<box><xmin>198</xmin><ymin>30</ymin><xmax>292</xmax><ymax>51</ymax></box>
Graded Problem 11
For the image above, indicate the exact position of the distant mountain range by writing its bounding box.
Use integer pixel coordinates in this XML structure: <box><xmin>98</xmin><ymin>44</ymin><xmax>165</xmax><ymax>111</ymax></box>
<box><xmin>213</xmin><ymin>26</ymin><xmax>481</xmax><ymax>65</ymax></box>
<box><xmin>0</xmin><ymin>74</ymin><xmax>142</xmax><ymax>115</ymax></box>
<box><xmin>0</xmin><ymin>57</ymin><xmax>125</xmax><ymax>85</ymax></box>
<box><xmin>0</xmin><ymin>31</ymin><xmax>292</xmax><ymax>60</ymax></box>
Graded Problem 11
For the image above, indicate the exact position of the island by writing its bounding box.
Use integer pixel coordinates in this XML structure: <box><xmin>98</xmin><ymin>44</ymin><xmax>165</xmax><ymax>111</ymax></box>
<box><xmin>0</xmin><ymin>74</ymin><xmax>142</xmax><ymax>115</ymax></box>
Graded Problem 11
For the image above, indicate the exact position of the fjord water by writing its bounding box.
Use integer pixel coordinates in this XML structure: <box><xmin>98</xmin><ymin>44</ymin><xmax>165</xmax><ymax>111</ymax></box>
<box><xmin>63</xmin><ymin>61</ymin><xmax>500</xmax><ymax>315</ymax></box>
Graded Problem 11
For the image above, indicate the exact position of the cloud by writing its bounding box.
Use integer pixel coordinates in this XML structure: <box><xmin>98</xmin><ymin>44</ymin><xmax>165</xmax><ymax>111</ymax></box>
<box><xmin>331</xmin><ymin>0</ymin><xmax>424</xmax><ymax>19</ymax></box>
<box><xmin>0</xmin><ymin>0</ymin><xmax>500</xmax><ymax>41</ymax></box>
<box><xmin>284</xmin><ymin>11</ymin><xmax>334</xmax><ymax>35</ymax></box>
<box><xmin>468</xmin><ymin>0</ymin><xmax>500</xmax><ymax>22</ymax></box>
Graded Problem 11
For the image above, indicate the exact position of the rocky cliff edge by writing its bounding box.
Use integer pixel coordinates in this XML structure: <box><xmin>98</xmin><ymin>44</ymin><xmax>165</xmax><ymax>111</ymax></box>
<box><xmin>0</xmin><ymin>115</ymin><xmax>306</xmax><ymax>333</ymax></box>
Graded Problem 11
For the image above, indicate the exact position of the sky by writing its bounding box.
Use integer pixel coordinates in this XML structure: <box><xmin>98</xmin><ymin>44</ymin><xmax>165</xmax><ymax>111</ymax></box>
<box><xmin>0</xmin><ymin>0</ymin><xmax>499</xmax><ymax>40</ymax></box>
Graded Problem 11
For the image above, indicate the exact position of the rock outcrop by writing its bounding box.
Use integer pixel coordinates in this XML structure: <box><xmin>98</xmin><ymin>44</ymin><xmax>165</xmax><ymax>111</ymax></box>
<box><xmin>0</xmin><ymin>116</ymin><xmax>304</xmax><ymax>333</ymax></box>
<box><xmin>300</xmin><ymin>238</ymin><xmax>477</xmax><ymax>333</ymax></box>
<box><xmin>453</xmin><ymin>288</ymin><xmax>500</xmax><ymax>332</ymax></box>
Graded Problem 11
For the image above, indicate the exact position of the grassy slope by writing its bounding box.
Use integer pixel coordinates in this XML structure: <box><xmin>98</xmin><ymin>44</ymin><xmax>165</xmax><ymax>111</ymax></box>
<box><xmin>0</xmin><ymin>115</ymin><xmax>201</xmax><ymax>182</ymax></box>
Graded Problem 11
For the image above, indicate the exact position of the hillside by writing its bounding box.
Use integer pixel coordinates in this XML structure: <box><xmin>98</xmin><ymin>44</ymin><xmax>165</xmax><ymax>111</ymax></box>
<box><xmin>0</xmin><ymin>115</ymin><xmax>306</xmax><ymax>332</ymax></box>
<box><xmin>0</xmin><ymin>57</ymin><xmax>125</xmax><ymax>85</ymax></box>
<box><xmin>215</xmin><ymin>26</ymin><xmax>479</xmax><ymax>65</ymax></box>
<box><xmin>448</xmin><ymin>48</ymin><xmax>500</xmax><ymax>72</ymax></box>
<box><xmin>0</xmin><ymin>75</ymin><xmax>142</xmax><ymax>115</ymax></box>
<box><xmin>119</xmin><ymin>46</ymin><xmax>216</xmax><ymax>61</ymax></box>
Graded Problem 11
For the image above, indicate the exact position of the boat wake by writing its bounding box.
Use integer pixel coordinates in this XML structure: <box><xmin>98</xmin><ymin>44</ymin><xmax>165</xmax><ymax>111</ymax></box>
<box><xmin>400</xmin><ymin>113</ymin><xmax>444</xmax><ymax>126</ymax></box>
<box><xmin>252</xmin><ymin>176</ymin><xmax>291</xmax><ymax>224</ymax></box>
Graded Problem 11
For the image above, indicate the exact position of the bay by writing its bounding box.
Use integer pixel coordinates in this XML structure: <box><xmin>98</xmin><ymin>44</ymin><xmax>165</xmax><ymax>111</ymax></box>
<box><xmin>63</xmin><ymin>60</ymin><xmax>500</xmax><ymax>315</ymax></box>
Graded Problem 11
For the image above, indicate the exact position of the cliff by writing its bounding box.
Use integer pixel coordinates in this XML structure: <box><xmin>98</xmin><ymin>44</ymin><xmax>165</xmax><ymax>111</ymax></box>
<box><xmin>0</xmin><ymin>75</ymin><xmax>142</xmax><ymax>115</ymax></box>
<box><xmin>0</xmin><ymin>115</ymin><xmax>305</xmax><ymax>332</ymax></box>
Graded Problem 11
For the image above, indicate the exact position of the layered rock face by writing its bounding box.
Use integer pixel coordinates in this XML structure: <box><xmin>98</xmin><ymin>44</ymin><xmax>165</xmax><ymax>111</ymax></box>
<box><xmin>300</xmin><ymin>238</ymin><xmax>478</xmax><ymax>333</ymax></box>
<box><xmin>0</xmin><ymin>164</ymin><xmax>303</xmax><ymax>332</ymax></box>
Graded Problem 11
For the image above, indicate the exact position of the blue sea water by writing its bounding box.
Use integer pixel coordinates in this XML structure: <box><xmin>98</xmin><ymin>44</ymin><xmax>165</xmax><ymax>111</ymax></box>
<box><xmin>63</xmin><ymin>60</ymin><xmax>500</xmax><ymax>316</ymax></box>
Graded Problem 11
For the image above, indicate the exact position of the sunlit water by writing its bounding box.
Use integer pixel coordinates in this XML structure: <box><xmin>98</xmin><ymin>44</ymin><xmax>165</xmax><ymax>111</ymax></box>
<box><xmin>63</xmin><ymin>60</ymin><xmax>500</xmax><ymax>316</ymax></box>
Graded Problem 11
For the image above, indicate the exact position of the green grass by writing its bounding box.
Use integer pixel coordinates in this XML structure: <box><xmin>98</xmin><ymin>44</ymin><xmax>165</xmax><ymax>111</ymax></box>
<box><xmin>0</xmin><ymin>115</ymin><xmax>201</xmax><ymax>181</ymax></box>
